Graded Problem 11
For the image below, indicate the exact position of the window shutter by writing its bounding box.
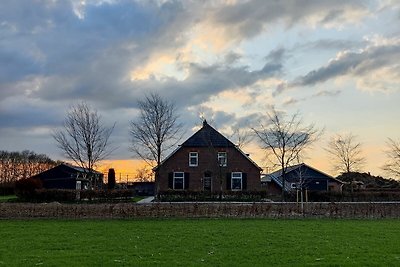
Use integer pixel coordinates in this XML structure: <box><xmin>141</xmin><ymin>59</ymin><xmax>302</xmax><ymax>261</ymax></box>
<box><xmin>242</xmin><ymin>173</ymin><xmax>247</xmax><ymax>190</ymax></box>
<box><xmin>168</xmin><ymin>172</ymin><xmax>173</xmax><ymax>189</ymax></box>
<box><xmin>226</xmin><ymin>173</ymin><xmax>231</xmax><ymax>190</ymax></box>
<box><xmin>184</xmin><ymin>173</ymin><xmax>190</xmax><ymax>189</ymax></box>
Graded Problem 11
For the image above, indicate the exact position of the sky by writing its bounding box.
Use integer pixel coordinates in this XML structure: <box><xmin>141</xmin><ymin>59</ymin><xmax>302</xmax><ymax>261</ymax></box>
<box><xmin>1</xmin><ymin>0</ymin><xmax>400</xmax><ymax>178</ymax></box>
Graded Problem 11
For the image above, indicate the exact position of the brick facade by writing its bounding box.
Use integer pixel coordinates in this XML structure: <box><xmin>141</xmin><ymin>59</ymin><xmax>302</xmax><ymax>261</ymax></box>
<box><xmin>158</xmin><ymin>146</ymin><xmax>261</xmax><ymax>192</ymax></box>
<box><xmin>156</xmin><ymin>121</ymin><xmax>262</xmax><ymax>193</ymax></box>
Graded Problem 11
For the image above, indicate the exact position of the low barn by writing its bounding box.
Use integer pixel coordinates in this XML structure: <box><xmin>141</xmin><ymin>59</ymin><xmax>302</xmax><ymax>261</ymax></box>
<box><xmin>262</xmin><ymin>163</ymin><xmax>343</xmax><ymax>194</ymax></box>
<box><xmin>30</xmin><ymin>163</ymin><xmax>104</xmax><ymax>190</ymax></box>
<box><xmin>156</xmin><ymin>120</ymin><xmax>262</xmax><ymax>193</ymax></box>
<box><xmin>127</xmin><ymin>182</ymin><xmax>155</xmax><ymax>196</ymax></box>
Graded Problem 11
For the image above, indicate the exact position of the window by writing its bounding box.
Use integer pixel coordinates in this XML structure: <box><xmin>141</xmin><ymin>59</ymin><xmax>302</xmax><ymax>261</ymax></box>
<box><xmin>189</xmin><ymin>152</ymin><xmax>198</xmax><ymax>167</ymax></box>
<box><xmin>218</xmin><ymin>152</ymin><xmax>227</xmax><ymax>167</ymax></box>
<box><xmin>231</xmin><ymin>172</ymin><xmax>242</xmax><ymax>191</ymax></box>
<box><xmin>173</xmin><ymin>172</ymin><xmax>184</xmax><ymax>190</ymax></box>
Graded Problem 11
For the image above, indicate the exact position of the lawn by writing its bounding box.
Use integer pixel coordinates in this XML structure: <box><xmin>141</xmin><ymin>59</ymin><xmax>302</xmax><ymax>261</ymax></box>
<box><xmin>0</xmin><ymin>219</ymin><xmax>399</xmax><ymax>266</ymax></box>
<box><xmin>0</xmin><ymin>195</ymin><xmax>17</xmax><ymax>202</ymax></box>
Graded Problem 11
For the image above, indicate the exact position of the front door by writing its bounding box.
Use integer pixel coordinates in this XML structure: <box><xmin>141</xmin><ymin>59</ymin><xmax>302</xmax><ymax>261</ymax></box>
<box><xmin>203</xmin><ymin>173</ymin><xmax>212</xmax><ymax>192</ymax></box>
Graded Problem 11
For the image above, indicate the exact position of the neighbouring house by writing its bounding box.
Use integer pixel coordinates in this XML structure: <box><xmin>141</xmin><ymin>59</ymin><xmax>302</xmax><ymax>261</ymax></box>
<box><xmin>126</xmin><ymin>181</ymin><xmax>155</xmax><ymax>196</ymax></box>
<box><xmin>156</xmin><ymin>120</ymin><xmax>262</xmax><ymax>193</ymax></box>
<box><xmin>29</xmin><ymin>163</ymin><xmax>104</xmax><ymax>190</ymax></box>
<box><xmin>261</xmin><ymin>163</ymin><xmax>343</xmax><ymax>194</ymax></box>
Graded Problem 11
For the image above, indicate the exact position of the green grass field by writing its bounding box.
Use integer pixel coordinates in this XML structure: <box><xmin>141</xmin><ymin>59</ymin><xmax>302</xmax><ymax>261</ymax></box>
<box><xmin>0</xmin><ymin>219</ymin><xmax>399</xmax><ymax>266</ymax></box>
<box><xmin>0</xmin><ymin>195</ymin><xmax>17</xmax><ymax>202</ymax></box>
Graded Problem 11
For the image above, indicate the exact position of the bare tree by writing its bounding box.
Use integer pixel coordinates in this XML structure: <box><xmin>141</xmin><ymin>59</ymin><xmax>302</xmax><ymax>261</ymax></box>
<box><xmin>230</xmin><ymin>127</ymin><xmax>254</xmax><ymax>150</ymax></box>
<box><xmin>130</xmin><ymin>93</ymin><xmax>183</xmax><ymax>191</ymax></box>
<box><xmin>382</xmin><ymin>138</ymin><xmax>400</xmax><ymax>179</ymax></box>
<box><xmin>325</xmin><ymin>133</ymin><xmax>365</xmax><ymax>174</ymax></box>
<box><xmin>134</xmin><ymin>165</ymin><xmax>154</xmax><ymax>182</ymax></box>
<box><xmin>252</xmin><ymin>109</ymin><xmax>321</xmax><ymax>201</ymax></box>
<box><xmin>0</xmin><ymin>150</ymin><xmax>56</xmax><ymax>184</ymax></box>
<box><xmin>53</xmin><ymin>102</ymin><xmax>115</xmax><ymax>188</ymax></box>
<box><xmin>294</xmin><ymin>166</ymin><xmax>309</xmax><ymax>214</ymax></box>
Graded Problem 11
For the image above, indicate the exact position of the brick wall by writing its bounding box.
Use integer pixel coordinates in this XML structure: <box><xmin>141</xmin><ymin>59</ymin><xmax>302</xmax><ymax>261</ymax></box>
<box><xmin>158</xmin><ymin>146</ymin><xmax>261</xmax><ymax>192</ymax></box>
<box><xmin>1</xmin><ymin>202</ymin><xmax>400</xmax><ymax>219</ymax></box>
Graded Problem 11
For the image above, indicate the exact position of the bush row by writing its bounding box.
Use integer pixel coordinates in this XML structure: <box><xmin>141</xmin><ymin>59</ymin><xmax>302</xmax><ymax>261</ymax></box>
<box><xmin>16</xmin><ymin>188</ymin><xmax>134</xmax><ymax>202</ymax></box>
<box><xmin>307</xmin><ymin>190</ymin><xmax>400</xmax><ymax>202</ymax></box>
<box><xmin>0</xmin><ymin>183</ymin><xmax>15</xmax><ymax>195</ymax></box>
<box><xmin>158</xmin><ymin>190</ymin><xmax>400</xmax><ymax>202</ymax></box>
<box><xmin>157</xmin><ymin>190</ymin><xmax>268</xmax><ymax>202</ymax></box>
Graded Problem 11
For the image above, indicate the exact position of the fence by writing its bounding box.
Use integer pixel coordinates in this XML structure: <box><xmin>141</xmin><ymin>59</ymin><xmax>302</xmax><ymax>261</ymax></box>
<box><xmin>1</xmin><ymin>202</ymin><xmax>400</xmax><ymax>219</ymax></box>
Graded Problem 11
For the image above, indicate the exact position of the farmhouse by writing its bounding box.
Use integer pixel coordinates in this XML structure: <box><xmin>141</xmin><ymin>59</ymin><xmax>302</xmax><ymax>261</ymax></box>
<box><xmin>156</xmin><ymin>120</ymin><xmax>262</xmax><ymax>193</ymax></box>
<box><xmin>30</xmin><ymin>163</ymin><xmax>104</xmax><ymax>190</ymax></box>
<box><xmin>262</xmin><ymin>163</ymin><xmax>343</xmax><ymax>194</ymax></box>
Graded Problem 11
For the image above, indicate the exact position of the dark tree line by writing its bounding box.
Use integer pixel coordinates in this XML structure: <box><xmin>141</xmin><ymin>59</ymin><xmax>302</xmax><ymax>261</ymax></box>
<box><xmin>0</xmin><ymin>150</ymin><xmax>57</xmax><ymax>184</ymax></box>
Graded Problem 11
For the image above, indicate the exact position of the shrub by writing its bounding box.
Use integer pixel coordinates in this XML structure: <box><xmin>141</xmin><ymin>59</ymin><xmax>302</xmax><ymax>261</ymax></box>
<box><xmin>157</xmin><ymin>190</ymin><xmax>268</xmax><ymax>202</ymax></box>
<box><xmin>34</xmin><ymin>189</ymin><xmax>77</xmax><ymax>202</ymax></box>
<box><xmin>107</xmin><ymin>168</ymin><xmax>116</xmax><ymax>190</ymax></box>
<box><xmin>14</xmin><ymin>178</ymin><xmax>43</xmax><ymax>200</ymax></box>
<box><xmin>80</xmin><ymin>189</ymin><xmax>134</xmax><ymax>202</ymax></box>
<box><xmin>0</xmin><ymin>182</ymin><xmax>15</xmax><ymax>195</ymax></box>
<box><xmin>307</xmin><ymin>190</ymin><xmax>400</xmax><ymax>202</ymax></box>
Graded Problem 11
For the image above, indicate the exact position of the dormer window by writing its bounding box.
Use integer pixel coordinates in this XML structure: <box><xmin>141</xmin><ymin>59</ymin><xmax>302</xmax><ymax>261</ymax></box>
<box><xmin>189</xmin><ymin>152</ymin><xmax>198</xmax><ymax>167</ymax></box>
<box><xmin>218</xmin><ymin>152</ymin><xmax>227</xmax><ymax>167</ymax></box>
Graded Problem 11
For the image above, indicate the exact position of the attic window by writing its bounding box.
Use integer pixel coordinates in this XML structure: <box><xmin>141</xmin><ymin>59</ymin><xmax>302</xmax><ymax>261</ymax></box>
<box><xmin>218</xmin><ymin>152</ymin><xmax>227</xmax><ymax>167</ymax></box>
<box><xmin>189</xmin><ymin>152</ymin><xmax>198</xmax><ymax>167</ymax></box>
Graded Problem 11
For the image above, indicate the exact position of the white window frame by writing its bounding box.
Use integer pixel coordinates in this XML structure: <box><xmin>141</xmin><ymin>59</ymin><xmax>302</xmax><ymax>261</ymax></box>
<box><xmin>231</xmin><ymin>172</ymin><xmax>242</xmax><ymax>191</ymax></box>
<box><xmin>173</xmin><ymin>172</ymin><xmax>185</xmax><ymax>190</ymax></box>
<box><xmin>189</xmin><ymin>152</ymin><xmax>198</xmax><ymax>167</ymax></box>
<box><xmin>218</xmin><ymin>152</ymin><xmax>227</xmax><ymax>167</ymax></box>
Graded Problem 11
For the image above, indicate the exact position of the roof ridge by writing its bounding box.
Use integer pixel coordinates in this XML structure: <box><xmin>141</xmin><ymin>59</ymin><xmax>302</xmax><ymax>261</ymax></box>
<box><xmin>181</xmin><ymin>121</ymin><xmax>235</xmax><ymax>147</ymax></box>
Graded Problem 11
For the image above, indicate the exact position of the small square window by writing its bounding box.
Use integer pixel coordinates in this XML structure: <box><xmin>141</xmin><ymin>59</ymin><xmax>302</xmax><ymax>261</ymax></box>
<box><xmin>218</xmin><ymin>152</ymin><xmax>227</xmax><ymax>167</ymax></box>
<box><xmin>189</xmin><ymin>152</ymin><xmax>198</xmax><ymax>167</ymax></box>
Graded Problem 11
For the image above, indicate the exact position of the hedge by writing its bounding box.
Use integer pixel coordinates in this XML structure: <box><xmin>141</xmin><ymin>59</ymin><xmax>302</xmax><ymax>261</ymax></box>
<box><xmin>157</xmin><ymin>190</ymin><xmax>268</xmax><ymax>202</ymax></box>
<box><xmin>15</xmin><ymin>189</ymin><xmax>135</xmax><ymax>203</ymax></box>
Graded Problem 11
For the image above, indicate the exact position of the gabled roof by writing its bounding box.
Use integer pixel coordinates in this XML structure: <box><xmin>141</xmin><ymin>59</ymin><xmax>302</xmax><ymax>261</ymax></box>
<box><xmin>265</xmin><ymin>163</ymin><xmax>344</xmax><ymax>189</ymax></box>
<box><xmin>63</xmin><ymin>163</ymin><xmax>103</xmax><ymax>175</ymax></box>
<box><xmin>156</xmin><ymin>120</ymin><xmax>262</xmax><ymax>171</ymax></box>
<box><xmin>31</xmin><ymin>163</ymin><xmax>103</xmax><ymax>179</ymax></box>
<box><xmin>181</xmin><ymin>120</ymin><xmax>236</xmax><ymax>147</ymax></box>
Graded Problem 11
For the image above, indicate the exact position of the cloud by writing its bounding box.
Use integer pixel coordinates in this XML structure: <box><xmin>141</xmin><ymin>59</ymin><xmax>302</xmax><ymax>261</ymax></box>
<box><xmin>0</xmin><ymin>94</ymin><xmax>66</xmax><ymax>127</ymax></box>
<box><xmin>313</xmin><ymin>90</ymin><xmax>342</xmax><ymax>98</ymax></box>
<box><xmin>0</xmin><ymin>0</ymin><xmax>398</xmax><ymax>166</ymax></box>
<box><xmin>298</xmin><ymin>39</ymin><xmax>364</xmax><ymax>51</ymax></box>
<box><xmin>282</xmin><ymin>97</ymin><xmax>301</xmax><ymax>106</ymax></box>
<box><xmin>127</xmin><ymin>56</ymin><xmax>283</xmax><ymax>111</ymax></box>
<box><xmin>292</xmin><ymin>36</ymin><xmax>400</xmax><ymax>92</ymax></box>
<box><xmin>210</xmin><ymin>0</ymin><xmax>369</xmax><ymax>40</ymax></box>
<box><xmin>0</xmin><ymin>0</ymin><xmax>193</xmax><ymax>100</ymax></box>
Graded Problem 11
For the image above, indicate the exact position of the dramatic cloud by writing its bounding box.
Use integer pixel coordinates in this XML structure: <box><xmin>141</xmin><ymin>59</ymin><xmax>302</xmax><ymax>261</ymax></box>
<box><xmin>0</xmin><ymin>0</ymin><xmax>399</xmax><ymax>176</ymax></box>
<box><xmin>210</xmin><ymin>0</ymin><xmax>369</xmax><ymax>40</ymax></box>
<box><xmin>293</xmin><ymin>37</ymin><xmax>400</xmax><ymax>92</ymax></box>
